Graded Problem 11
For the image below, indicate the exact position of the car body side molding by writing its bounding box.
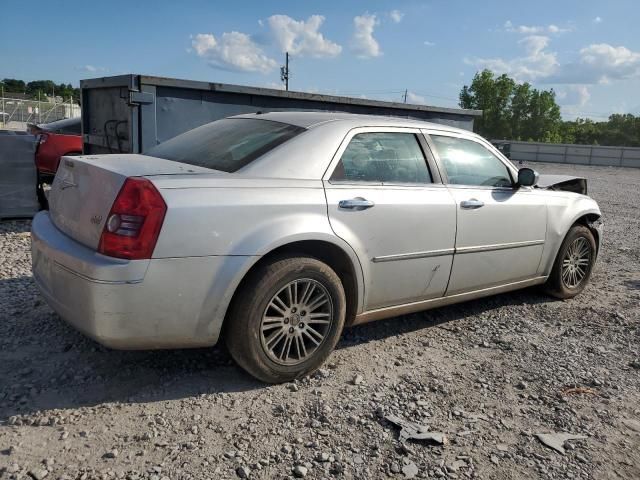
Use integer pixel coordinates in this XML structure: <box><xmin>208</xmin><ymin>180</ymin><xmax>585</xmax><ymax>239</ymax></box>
<box><xmin>352</xmin><ymin>276</ymin><xmax>547</xmax><ymax>325</ymax></box>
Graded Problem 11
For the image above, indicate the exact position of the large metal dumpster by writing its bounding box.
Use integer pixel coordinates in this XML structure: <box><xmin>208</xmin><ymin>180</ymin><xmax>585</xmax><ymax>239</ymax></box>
<box><xmin>80</xmin><ymin>74</ymin><xmax>481</xmax><ymax>155</ymax></box>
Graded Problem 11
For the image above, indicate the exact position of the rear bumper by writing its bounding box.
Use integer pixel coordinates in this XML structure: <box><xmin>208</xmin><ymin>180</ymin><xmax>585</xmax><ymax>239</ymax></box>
<box><xmin>31</xmin><ymin>211</ymin><xmax>231</xmax><ymax>349</ymax></box>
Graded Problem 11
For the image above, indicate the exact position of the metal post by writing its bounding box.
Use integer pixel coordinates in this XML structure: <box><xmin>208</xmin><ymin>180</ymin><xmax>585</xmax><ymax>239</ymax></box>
<box><xmin>1</xmin><ymin>83</ymin><xmax>4</xmax><ymax>128</ymax></box>
<box><xmin>403</xmin><ymin>89</ymin><xmax>407</xmax><ymax>103</ymax></box>
<box><xmin>280</xmin><ymin>52</ymin><xmax>290</xmax><ymax>91</ymax></box>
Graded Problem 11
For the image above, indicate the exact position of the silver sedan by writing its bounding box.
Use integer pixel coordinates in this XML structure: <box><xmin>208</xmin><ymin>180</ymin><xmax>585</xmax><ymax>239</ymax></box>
<box><xmin>31</xmin><ymin>112</ymin><xmax>603</xmax><ymax>383</ymax></box>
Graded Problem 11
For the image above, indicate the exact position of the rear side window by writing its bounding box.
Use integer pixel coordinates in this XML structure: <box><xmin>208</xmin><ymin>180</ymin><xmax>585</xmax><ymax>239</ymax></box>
<box><xmin>430</xmin><ymin>135</ymin><xmax>513</xmax><ymax>187</ymax></box>
<box><xmin>331</xmin><ymin>132</ymin><xmax>432</xmax><ymax>184</ymax></box>
<box><xmin>146</xmin><ymin>118</ymin><xmax>305</xmax><ymax>173</ymax></box>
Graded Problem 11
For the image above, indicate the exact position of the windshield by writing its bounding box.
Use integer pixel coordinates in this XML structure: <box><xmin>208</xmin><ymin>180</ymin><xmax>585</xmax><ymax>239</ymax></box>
<box><xmin>146</xmin><ymin>118</ymin><xmax>305</xmax><ymax>173</ymax></box>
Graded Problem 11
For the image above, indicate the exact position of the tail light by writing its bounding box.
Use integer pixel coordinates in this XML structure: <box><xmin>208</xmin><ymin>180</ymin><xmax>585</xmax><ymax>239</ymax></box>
<box><xmin>98</xmin><ymin>178</ymin><xmax>167</xmax><ymax>260</ymax></box>
<box><xmin>35</xmin><ymin>133</ymin><xmax>48</xmax><ymax>153</ymax></box>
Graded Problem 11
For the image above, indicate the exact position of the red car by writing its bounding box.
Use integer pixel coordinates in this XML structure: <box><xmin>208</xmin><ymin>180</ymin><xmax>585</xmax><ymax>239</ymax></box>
<box><xmin>28</xmin><ymin>117</ymin><xmax>82</xmax><ymax>207</ymax></box>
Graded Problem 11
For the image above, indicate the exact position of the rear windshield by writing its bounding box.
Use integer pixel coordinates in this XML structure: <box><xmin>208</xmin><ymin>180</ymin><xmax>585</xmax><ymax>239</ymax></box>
<box><xmin>146</xmin><ymin>118</ymin><xmax>305</xmax><ymax>173</ymax></box>
<box><xmin>41</xmin><ymin>117</ymin><xmax>81</xmax><ymax>135</ymax></box>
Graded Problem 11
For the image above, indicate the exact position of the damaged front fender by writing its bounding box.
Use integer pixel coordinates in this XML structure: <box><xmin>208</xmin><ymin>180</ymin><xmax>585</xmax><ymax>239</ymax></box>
<box><xmin>537</xmin><ymin>175</ymin><xmax>588</xmax><ymax>195</ymax></box>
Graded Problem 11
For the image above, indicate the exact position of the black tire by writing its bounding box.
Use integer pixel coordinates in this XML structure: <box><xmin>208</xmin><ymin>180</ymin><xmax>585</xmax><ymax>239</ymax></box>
<box><xmin>36</xmin><ymin>172</ymin><xmax>49</xmax><ymax>210</ymax></box>
<box><xmin>225</xmin><ymin>255</ymin><xmax>346</xmax><ymax>383</ymax></box>
<box><xmin>544</xmin><ymin>224</ymin><xmax>596</xmax><ymax>299</ymax></box>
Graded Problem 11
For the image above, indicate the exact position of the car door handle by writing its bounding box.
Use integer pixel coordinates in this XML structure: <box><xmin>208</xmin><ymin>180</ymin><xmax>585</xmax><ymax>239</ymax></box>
<box><xmin>338</xmin><ymin>198</ymin><xmax>375</xmax><ymax>210</ymax></box>
<box><xmin>460</xmin><ymin>198</ymin><xmax>485</xmax><ymax>209</ymax></box>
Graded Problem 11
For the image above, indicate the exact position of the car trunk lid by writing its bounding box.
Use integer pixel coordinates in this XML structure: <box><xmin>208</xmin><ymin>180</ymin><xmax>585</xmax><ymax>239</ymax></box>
<box><xmin>48</xmin><ymin>154</ymin><xmax>213</xmax><ymax>250</ymax></box>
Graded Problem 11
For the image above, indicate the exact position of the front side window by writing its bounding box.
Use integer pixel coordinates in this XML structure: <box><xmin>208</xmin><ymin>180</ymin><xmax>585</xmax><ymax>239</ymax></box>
<box><xmin>146</xmin><ymin>118</ymin><xmax>305</xmax><ymax>173</ymax></box>
<box><xmin>330</xmin><ymin>132</ymin><xmax>432</xmax><ymax>184</ymax></box>
<box><xmin>430</xmin><ymin>135</ymin><xmax>513</xmax><ymax>187</ymax></box>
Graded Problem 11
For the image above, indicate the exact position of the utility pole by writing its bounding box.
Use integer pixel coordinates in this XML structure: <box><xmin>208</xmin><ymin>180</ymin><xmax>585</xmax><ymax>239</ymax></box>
<box><xmin>403</xmin><ymin>89</ymin><xmax>408</xmax><ymax>103</ymax></box>
<box><xmin>280</xmin><ymin>52</ymin><xmax>290</xmax><ymax>91</ymax></box>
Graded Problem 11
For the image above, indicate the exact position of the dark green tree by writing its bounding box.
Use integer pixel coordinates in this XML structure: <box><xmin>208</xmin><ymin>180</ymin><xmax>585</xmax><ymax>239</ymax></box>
<box><xmin>459</xmin><ymin>70</ymin><xmax>515</xmax><ymax>139</ymax></box>
<box><xmin>1</xmin><ymin>78</ymin><xmax>26</xmax><ymax>93</ymax></box>
<box><xmin>460</xmin><ymin>69</ymin><xmax>561</xmax><ymax>142</ymax></box>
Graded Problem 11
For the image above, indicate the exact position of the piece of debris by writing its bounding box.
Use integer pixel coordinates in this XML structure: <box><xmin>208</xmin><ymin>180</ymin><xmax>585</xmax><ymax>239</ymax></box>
<box><xmin>292</xmin><ymin>465</ymin><xmax>308</xmax><ymax>478</ymax></box>
<box><xmin>402</xmin><ymin>461</ymin><xmax>419</xmax><ymax>479</ymax></box>
<box><xmin>562</xmin><ymin>387</ymin><xmax>598</xmax><ymax>396</ymax></box>
<box><xmin>621</xmin><ymin>419</ymin><xmax>640</xmax><ymax>433</ymax></box>
<box><xmin>236</xmin><ymin>466</ymin><xmax>250</xmax><ymax>478</ymax></box>
<box><xmin>535</xmin><ymin>433</ymin><xmax>587</xmax><ymax>454</ymax></box>
<box><xmin>352</xmin><ymin>374</ymin><xmax>364</xmax><ymax>385</ymax></box>
<box><xmin>103</xmin><ymin>449</ymin><xmax>119</xmax><ymax>459</ymax></box>
<box><xmin>28</xmin><ymin>469</ymin><xmax>48</xmax><ymax>480</ymax></box>
<box><xmin>385</xmin><ymin>414</ymin><xmax>447</xmax><ymax>445</ymax></box>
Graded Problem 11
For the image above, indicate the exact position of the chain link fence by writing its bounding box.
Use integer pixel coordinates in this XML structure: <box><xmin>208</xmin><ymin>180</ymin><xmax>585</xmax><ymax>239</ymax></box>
<box><xmin>0</xmin><ymin>95</ymin><xmax>80</xmax><ymax>131</ymax></box>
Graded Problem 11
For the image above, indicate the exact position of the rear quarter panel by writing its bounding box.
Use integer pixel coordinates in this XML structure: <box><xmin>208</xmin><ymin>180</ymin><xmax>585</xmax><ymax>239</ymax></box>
<box><xmin>149</xmin><ymin>177</ymin><xmax>366</xmax><ymax>335</ymax></box>
<box><xmin>152</xmin><ymin>178</ymin><xmax>336</xmax><ymax>257</ymax></box>
<box><xmin>36</xmin><ymin>133</ymin><xmax>82</xmax><ymax>174</ymax></box>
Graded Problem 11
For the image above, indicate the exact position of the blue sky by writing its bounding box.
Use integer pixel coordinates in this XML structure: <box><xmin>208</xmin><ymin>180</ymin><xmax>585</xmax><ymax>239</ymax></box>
<box><xmin>1</xmin><ymin>0</ymin><xmax>639</xmax><ymax>119</ymax></box>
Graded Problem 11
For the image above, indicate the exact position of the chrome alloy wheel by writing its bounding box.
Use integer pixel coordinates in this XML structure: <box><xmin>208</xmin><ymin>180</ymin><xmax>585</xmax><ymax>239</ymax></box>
<box><xmin>260</xmin><ymin>279</ymin><xmax>334</xmax><ymax>365</ymax></box>
<box><xmin>561</xmin><ymin>237</ymin><xmax>592</xmax><ymax>289</ymax></box>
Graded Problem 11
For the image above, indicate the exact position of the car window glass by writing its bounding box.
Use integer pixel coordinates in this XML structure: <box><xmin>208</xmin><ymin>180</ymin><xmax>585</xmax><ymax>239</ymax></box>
<box><xmin>146</xmin><ymin>118</ymin><xmax>304</xmax><ymax>173</ymax></box>
<box><xmin>331</xmin><ymin>132</ymin><xmax>431</xmax><ymax>184</ymax></box>
<box><xmin>41</xmin><ymin>118</ymin><xmax>81</xmax><ymax>135</ymax></box>
<box><xmin>430</xmin><ymin>135</ymin><xmax>512</xmax><ymax>187</ymax></box>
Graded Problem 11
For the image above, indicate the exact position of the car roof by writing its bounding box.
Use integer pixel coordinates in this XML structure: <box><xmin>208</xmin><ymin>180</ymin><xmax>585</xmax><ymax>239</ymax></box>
<box><xmin>232</xmin><ymin>111</ymin><xmax>470</xmax><ymax>135</ymax></box>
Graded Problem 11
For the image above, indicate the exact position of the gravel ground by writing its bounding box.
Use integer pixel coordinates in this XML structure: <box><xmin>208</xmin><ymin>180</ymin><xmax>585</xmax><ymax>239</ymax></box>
<box><xmin>1</xmin><ymin>162</ymin><xmax>639</xmax><ymax>480</ymax></box>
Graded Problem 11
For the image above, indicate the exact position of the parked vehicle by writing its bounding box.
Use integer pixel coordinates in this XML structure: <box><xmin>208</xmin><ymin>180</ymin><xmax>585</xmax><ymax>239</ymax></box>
<box><xmin>31</xmin><ymin>112</ymin><xmax>603</xmax><ymax>383</ymax></box>
<box><xmin>28</xmin><ymin>117</ymin><xmax>82</xmax><ymax>207</ymax></box>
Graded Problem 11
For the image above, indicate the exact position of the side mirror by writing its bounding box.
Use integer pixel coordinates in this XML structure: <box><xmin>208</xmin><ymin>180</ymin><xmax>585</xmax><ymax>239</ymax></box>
<box><xmin>517</xmin><ymin>167</ymin><xmax>539</xmax><ymax>187</ymax></box>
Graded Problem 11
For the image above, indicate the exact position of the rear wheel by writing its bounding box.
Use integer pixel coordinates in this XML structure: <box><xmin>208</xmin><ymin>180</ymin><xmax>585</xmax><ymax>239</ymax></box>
<box><xmin>544</xmin><ymin>225</ymin><xmax>596</xmax><ymax>299</ymax></box>
<box><xmin>36</xmin><ymin>172</ymin><xmax>52</xmax><ymax>210</ymax></box>
<box><xmin>225</xmin><ymin>255</ymin><xmax>346</xmax><ymax>383</ymax></box>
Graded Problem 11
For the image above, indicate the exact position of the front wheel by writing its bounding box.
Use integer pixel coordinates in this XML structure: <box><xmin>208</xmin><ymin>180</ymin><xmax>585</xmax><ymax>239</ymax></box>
<box><xmin>544</xmin><ymin>224</ymin><xmax>597</xmax><ymax>299</ymax></box>
<box><xmin>225</xmin><ymin>255</ymin><xmax>346</xmax><ymax>383</ymax></box>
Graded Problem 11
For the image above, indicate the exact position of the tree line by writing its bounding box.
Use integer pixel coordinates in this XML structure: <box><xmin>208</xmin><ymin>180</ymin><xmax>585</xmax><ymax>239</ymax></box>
<box><xmin>459</xmin><ymin>70</ymin><xmax>640</xmax><ymax>147</ymax></box>
<box><xmin>1</xmin><ymin>78</ymin><xmax>80</xmax><ymax>102</ymax></box>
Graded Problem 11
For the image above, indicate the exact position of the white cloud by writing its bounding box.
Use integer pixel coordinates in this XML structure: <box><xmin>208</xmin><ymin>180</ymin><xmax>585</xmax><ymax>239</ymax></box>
<box><xmin>267</xmin><ymin>15</ymin><xmax>342</xmax><ymax>58</ymax></box>
<box><xmin>424</xmin><ymin>41</ymin><xmax>436</xmax><ymax>47</ymax></box>
<box><xmin>262</xmin><ymin>81</ymin><xmax>285</xmax><ymax>91</ymax></box>
<box><xmin>77</xmin><ymin>65</ymin><xmax>106</xmax><ymax>73</ymax></box>
<box><xmin>557</xmin><ymin>85</ymin><xmax>592</xmax><ymax>118</ymax></box>
<box><xmin>557</xmin><ymin>85</ymin><xmax>591</xmax><ymax>106</ymax></box>
<box><xmin>351</xmin><ymin>14</ymin><xmax>382</xmax><ymax>58</ymax></box>
<box><xmin>504</xmin><ymin>20</ymin><xmax>571</xmax><ymax>35</ymax></box>
<box><xmin>593</xmin><ymin>16</ymin><xmax>603</xmax><ymax>24</ymax></box>
<box><xmin>406</xmin><ymin>91</ymin><xmax>426</xmax><ymax>104</ymax></box>
<box><xmin>191</xmin><ymin>32</ymin><xmax>278</xmax><ymax>73</ymax></box>
<box><xmin>577</xmin><ymin>43</ymin><xmax>640</xmax><ymax>82</ymax></box>
<box><xmin>389</xmin><ymin>10</ymin><xmax>404</xmax><ymax>23</ymax></box>
<box><xmin>466</xmin><ymin>35</ymin><xmax>558</xmax><ymax>82</ymax></box>
<box><xmin>467</xmin><ymin>32</ymin><xmax>640</xmax><ymax>88</ymax></box>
